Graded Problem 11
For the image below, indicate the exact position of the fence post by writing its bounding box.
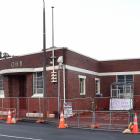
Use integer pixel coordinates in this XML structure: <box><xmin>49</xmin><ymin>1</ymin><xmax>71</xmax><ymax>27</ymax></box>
<box><xmin>27</xmin><ymin>98</ymin><xmax>29</xmax><ymax>119</ymax></box>
<box><xmin>39</xmin><ymin>98</ymin><xmax>41</xmax><ymax>113</ymax></box>
<box><xmin>92</xmin><ymin>111</ymin><xmax>96</xmax><ymax>125</ymax></box>
<box><xmin>128</xmin><ymin>111</ymin><xmax>130</xmax><ymax>125</ymax></box>
<box><xmin>92</xmin><ymin>98</ymin><xmax>96</xmax><ymax>125</ymax></box>
<box><xmin>17</xmin><ymin>98</ymin><xmax>19</xmax><ymax>119</ymax></box>
<box><xmin>77</xmin><ymin>111</ymin><xmax>80</xmax><ymax>128</ymax></box>
<box><xmin>2</xmin><ymin>98</ymin><xmax>3</xmax><ymax>109</ymax></box>
<box><xmin>43</xmin><ymin>97</ymin><xmax>47</xmax><ymax>120</ymax></box>
<box><xmin>109</xmin><ymin>111</ymin><xmax>112</xmax><ymax>129</ymax></box>
<box><xmin>48</xmin><ymin>98</ymin><xmax>49</xmax><ymax>116</ymax></box>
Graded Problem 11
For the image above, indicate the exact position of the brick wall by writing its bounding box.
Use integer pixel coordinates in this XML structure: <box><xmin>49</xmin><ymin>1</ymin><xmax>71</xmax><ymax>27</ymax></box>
<box><xmin>0</xmin><ymin>49</ymin><xmax>65</xmax><ymax>70</ymax></box>
<box><xmin>1</xmin><ymin>48</ymin><xmax>140</xmax><ymax>112</ymax></box>
<box><xmin>99</xmin><ymin>59</ymin><xmax>140</xmax><ymax>72</ymax></box>
<box><xmin>134</xmin><ymin>75</ymin><xmax>140</xmax><ymax>95</ymax></box>
<box><xmin>3</xmin><ymin>76</ymin><xmax>9</xmax><ymax>97</ymax></box>
<box><xmin>66</xmin><ymin>70</ymin><xmax>95</xmax><ymax>99</ymax></box>
<box><xmin>100</xmin><ymin>76</ymin><xmax>116</xmax><ymax>97</ymax></box>
<box><xmin>26</xmin><ymin>73</ymin><xmax>33</xmax><ymax>97</ymax></box>
<box><xmin>65</xmin><ymin>49</ymin><xmax>99</xmax><ymax>72</ymax></box>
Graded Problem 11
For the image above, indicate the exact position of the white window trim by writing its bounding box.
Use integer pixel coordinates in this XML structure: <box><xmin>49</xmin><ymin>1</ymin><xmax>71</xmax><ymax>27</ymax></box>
<box><xmin>79</xmin><ymin>75</ymin><xmax>86</xmax><ymax>95</ymax></box>
<box><xmin>32</xmin><ymin>93</ymin><xmax>43</xmax><ymax>98</ymax></box>
<box><xmin>0</xmin><ymin>76</ymin><xmax>4</xmax><ymax>98</ymax></box>
<box><xmin>0</xmin><ymin>90</ymin><xmax>4</xmax><ymax>98</ymax></box>
<box><xmin>32</xmin><ymin>72</ymin><xmax>44</xmax><ymax>98</ymax></box>
<box><xmin>95</xmin><ymin>78</ymin><xmax>101</xmax><ymax>96</ymax></box>
<box><xmin>78</xmin><ymin>75</ymin><xmax>86</xmax><ymax>79</ymax></box>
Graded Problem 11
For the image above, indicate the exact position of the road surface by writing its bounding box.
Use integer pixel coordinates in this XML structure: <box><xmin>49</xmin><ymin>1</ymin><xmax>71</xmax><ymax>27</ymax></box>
<box><xmin>0</xmin><ymin>122</ymin><xmax>139</xmax><ymax>140</ymax></box>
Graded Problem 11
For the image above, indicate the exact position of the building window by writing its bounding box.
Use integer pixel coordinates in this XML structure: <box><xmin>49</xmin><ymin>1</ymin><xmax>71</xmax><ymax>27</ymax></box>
<box><xmin>0</xmin><ymin>75</ymin><xmax>4</xmax><ymax>98</ymax></box>
<box><xmin>33</xmin><ymin>72</ymin><xmax>44</xmax><ymax>95</ymax></box>
<box><xmin>95</xmin><ymin>78</ymin><xmax>101</xmax><ymax>96</ymax></box>
<box><xmin>114</xmin><ymin>75</ymin><xmax>133</xmax><ymax>98</ymax></box>
<box><xmin>0</xmin><ymin>75</ymin><xmax>3</xmax><ymax>90</ymax></box>
<box><xmin>79</xmin><ymin>75</ymin><xmax>86</xmax><ymax>95</ymax></box>
<box><xmin>117</xmin><ymin>75</ymin><xmax>133</xmax><ymax>83</ymax></box>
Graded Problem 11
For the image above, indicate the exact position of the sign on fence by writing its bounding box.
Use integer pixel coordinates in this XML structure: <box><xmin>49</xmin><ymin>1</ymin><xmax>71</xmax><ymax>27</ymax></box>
<box><xmin>110</xmin><ymin>99</ymin><xmax>133</xmax><ymax>110</ymax></box>
<box><xmin>64</xmin><ymin>102</ymin><xmax>73</xmax><ymax>118</ymax></box>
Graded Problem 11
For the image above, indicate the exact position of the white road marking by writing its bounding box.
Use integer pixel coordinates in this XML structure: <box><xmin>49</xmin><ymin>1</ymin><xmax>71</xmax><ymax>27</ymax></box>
<box><xmin>0</xmin><ymin>133</ymin><xmax>42</xmax><ymax>140</ymax></box>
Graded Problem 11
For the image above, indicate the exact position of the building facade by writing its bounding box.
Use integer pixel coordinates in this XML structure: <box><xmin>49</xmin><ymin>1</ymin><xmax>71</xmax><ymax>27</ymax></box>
<box><xmin>0</xmin><ymin>47</ymin><xmax>140</xmax><ymax>116</ymax></box>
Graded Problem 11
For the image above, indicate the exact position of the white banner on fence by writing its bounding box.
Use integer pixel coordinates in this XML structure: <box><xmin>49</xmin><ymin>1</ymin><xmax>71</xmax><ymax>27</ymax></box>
<box><xmin>110</xmin><ymin>98</ymin><xmax>133</xmax><ymax>110</ymax></box>
<box><xmin>64</xmin><ymin>102</ymin><xmax>73</xmax><ymax>118</ymax></box>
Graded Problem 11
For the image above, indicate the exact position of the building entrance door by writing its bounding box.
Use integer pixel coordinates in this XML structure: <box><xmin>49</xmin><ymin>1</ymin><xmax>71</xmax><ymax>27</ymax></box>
<box><xmin>18</xmin><ymin>75</ymin><xmax>27</xmax><ymax>110</ymax></box>
<box><xmin>19</xmin><ymin>76</ymin><xmax>26</xmax><ymax>97</ymax></box>
<box><xmin>8</xmin><ymin>75</ymin><xmax>27</xmax><ymax>112</ymax></box>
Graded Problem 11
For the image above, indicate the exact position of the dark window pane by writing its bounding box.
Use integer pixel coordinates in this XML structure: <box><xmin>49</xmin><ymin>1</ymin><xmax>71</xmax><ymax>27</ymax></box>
<box><xmin>118</xmin><ymin>75</ymin><xmax>124</xmax><ymax>82</ymax></box>
<box><xmin>126</xmin><ymin>75</ymin><xmax>133</xmax><ymax>82</ymax></box>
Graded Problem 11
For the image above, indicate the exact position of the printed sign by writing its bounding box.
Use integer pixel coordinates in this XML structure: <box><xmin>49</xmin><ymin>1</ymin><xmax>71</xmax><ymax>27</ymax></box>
<box><xmin>110</xmin><ymin>99</ymin><xmax>133</xmax><ymax>110</ymax></box>
<box><xmin>64</xmin><ymin>102</ymin><xmax>73</xmax><ymax>118</ymax></box>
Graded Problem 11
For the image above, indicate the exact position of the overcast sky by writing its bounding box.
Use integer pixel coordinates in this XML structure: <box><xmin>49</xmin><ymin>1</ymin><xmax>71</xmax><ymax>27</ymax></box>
<box><xmin>0</xmin><ymin>0</ymin><xmax>140</xmax><ymax>60</ymax></box>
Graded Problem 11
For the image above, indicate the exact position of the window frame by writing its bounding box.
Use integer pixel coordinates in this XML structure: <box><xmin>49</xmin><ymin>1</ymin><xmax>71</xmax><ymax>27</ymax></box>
<box><xmin>116</xmin><ymin>75</ymin><xmax>134</xmax><ymax>83</ymax></box>
<box><xmin>79</xmin><ymin>75</ymin><xmax>86</xmax><ymax>95</ymax></box>
<box><xmin>95</xmin><ymin>78</ymin><xmax>100</xmax><ymax>95</ymax></box>
<box><xmin>0</xmin><ymin>75</ymin><xmax>3</xmax><ymax>91</ymax></box>
<box><xmin>0</xmin><ymin>75</ymin><xmax>4</xmax><ymax>98</ymax></box>
<box><xmin>33</xmin><ymin>72</ymin><xmax>44</xmax><ymax>97</ymax></box>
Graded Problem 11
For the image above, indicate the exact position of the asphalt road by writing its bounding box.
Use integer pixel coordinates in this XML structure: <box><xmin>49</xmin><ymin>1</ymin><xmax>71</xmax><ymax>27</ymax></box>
<box><xmin>0</xmin><ymin>122</ymin><xmax>139</xmax><ymax>140</ymax></box>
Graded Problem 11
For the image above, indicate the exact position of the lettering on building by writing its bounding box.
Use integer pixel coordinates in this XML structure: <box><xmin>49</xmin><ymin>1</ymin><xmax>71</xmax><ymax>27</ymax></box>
<box><xmin>11</xmin><ymin>61</ymin><xmax>23</xmax><ymax>68</ymax></box>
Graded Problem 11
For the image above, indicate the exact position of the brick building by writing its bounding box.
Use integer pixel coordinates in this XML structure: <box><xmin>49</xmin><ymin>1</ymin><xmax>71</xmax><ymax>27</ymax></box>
<box><xmin>0</xmin><ymin>47</ymin><xmax>139</xmax><ymax>116</ymax></box>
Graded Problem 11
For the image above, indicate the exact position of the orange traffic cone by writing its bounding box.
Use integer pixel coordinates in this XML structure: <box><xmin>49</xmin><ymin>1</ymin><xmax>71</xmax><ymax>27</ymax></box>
<box><xmin>132</xmin><ymin>113</ymin><xmax>139</xmax><ymax>134</ymax></box>
<box><xmin>58</xmin><ymin>112</ymin><xmax>67</xmax><ymax>129</ymax></box>
<box><xmin>6</xmin><ymin>110</ymin><xmax>12</xmax><ymax>124</ymax></box>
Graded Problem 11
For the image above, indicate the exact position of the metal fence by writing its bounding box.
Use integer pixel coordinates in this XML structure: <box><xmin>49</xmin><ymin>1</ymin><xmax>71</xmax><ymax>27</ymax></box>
<box><xmin>65</xmin><ymin>110</ymin><xmax>135</xmax><ymax>130</ymax></box>
<box><xmin>0</xmin><ymin>97</ymin><xmax>139</xmax><ymax>130</ymax></box>
<box><xmin>0</xmin><ymin>97</ymin><xmax>93</xmax><ymax>119</ymax></box>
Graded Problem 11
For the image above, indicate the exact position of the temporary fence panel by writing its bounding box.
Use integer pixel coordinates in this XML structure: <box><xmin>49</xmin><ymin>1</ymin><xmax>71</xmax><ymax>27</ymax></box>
<box><xmin>0</xmin><ymin>96</ymin><xmax>138</xmax><ymax>130</ymax></box>
<box><xmin>64</xmin><ymin>97</ymin><xmax>93</xmax><ymax>111</ymax></box>
<box><xmin>94</xmin><ymin>97</ymin><xmax>110</xmax><ymax>111</ymax></box>
<box><xmin>65</xmin><ymin>110</ymin><xmax>133</xmax><ymax>130</ymax></box>
<box><xmin>0</xmin><ymin>107</ymin><xmax>16</xmax><ymax>120</ymax></box>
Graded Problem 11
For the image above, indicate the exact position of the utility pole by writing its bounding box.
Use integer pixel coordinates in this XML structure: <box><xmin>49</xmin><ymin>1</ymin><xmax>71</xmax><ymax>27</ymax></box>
<box><xmin>51</xmin><ymin>6</ymin><xmax>55</xmax><ymax>73</ymax></box>
<box><xmin>43</xmin><ymin>0</ymin><xmax>46</xmax><ymax>98</ymax></box>
<box><xmin>50</xmin><ymin>7</ymin><xmax>57</xmax><ymax>83</ymax></box>
<box><xmin>51</xmin><ymin>7</ymin><xmax>60</xmax><ymax>117</ymax></box>
<box><xmin>43</xmin><ymin>0</ymin><xmax>47</xmax><ymax>119</ymax></box>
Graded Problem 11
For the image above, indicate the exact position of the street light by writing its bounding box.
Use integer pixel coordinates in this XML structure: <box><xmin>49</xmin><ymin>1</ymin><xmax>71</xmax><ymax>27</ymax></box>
<box><xmin>57</xmin><ymin>56</ymin><xmax>63</xmax><ymax>116</ymax></box>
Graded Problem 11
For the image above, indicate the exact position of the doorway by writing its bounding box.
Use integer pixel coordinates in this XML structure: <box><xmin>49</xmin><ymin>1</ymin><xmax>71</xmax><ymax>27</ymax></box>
<box><xmin>19</xmin><ymin>76</ymin><xmax>26</xmax><ymax>97</ymax></box>
<box><xmin>8</xmin><ymin>75</ymin><xmax>27</xmax><ymax>109</ymax></box>
<box><xmin>18</xmin><ymin>75</ymin><xmax>27</xmax><ymax>110</ymax></box>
